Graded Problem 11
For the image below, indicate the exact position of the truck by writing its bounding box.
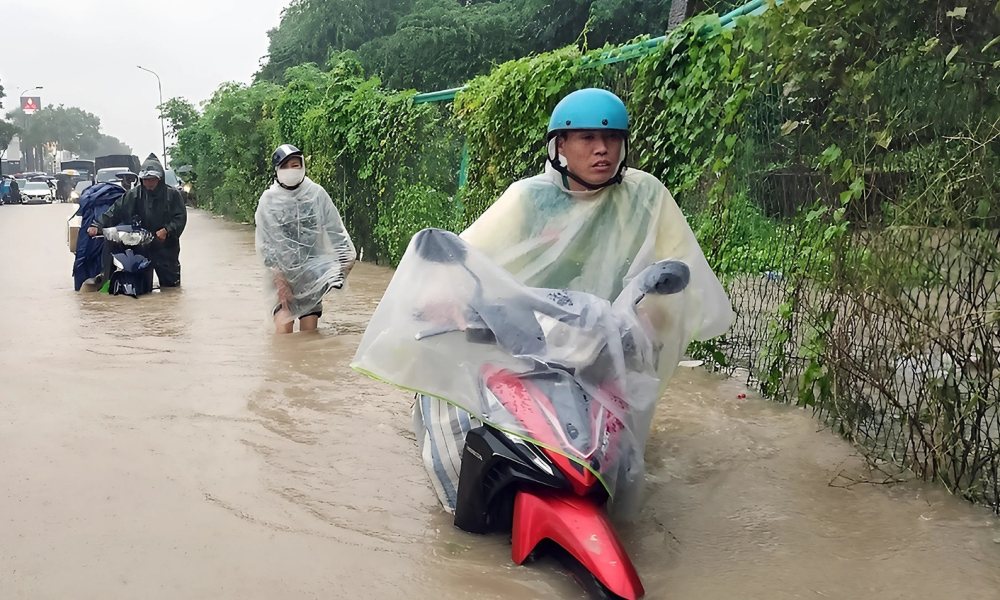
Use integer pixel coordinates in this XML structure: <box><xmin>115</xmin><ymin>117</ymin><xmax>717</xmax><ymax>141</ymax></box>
<box><xmin>94</xmin><ymin>154</ymin><xmax>141</xmax><ymax>174</ymax></box>
<box><xmin>60</xmin><ymin>159</ymin><xmax>96</xmax><ymax>179</ymax></box>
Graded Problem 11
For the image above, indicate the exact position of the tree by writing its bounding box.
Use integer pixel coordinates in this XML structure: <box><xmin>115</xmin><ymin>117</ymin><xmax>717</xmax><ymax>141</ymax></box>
<box><xmin>92</xmin><ymin>134</ymin><xmax>132</xmax><ymax>156</ymax></box>
<box><xmin>7</xmin><ymin>103</ymin><xmax>135</xmax><ymax>170</ymax></box>
<box><xmin>171</xmin><ymin>80</ymin><xmax>282</xmax><ymax>216</ymax></box>
<box><xmin>158</xmin><ymin>97</ymin><xmax>200</xmax><ymax>137</ymax></box>
<box><xmin>358</xmin><ymin>0</ymin><xmax>525</xmax><ymax>90</ymax></box>
<box><xmin>0</xmin><ymin>78</ymin><xmax>18</xmax><ymax>175</ymax></box>
<box><xmin>14</xmin><ymin>105</ymin><xmax>102</xmax><ymax>155</ymax></box>
<box><xmin>0</xmin><ymin>120</ymin><xmax>18</xmax><ymax>155</ymax></box>
<box><xmin>256</xmin><ymin>0</ymin><xmax>416</xmax><ymax>82</ymax></box>
<box><xmin>256</xmin><ymin>0</ymin><xmax>718</xmax><ymax>92</ymax></box>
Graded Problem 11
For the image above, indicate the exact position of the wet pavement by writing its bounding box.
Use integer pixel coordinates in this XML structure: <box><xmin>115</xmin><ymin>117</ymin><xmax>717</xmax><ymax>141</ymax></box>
<box><xmin>1</xmin><ymin>203</ymin><xmax>998</xmax><ymax>599</ymax></box>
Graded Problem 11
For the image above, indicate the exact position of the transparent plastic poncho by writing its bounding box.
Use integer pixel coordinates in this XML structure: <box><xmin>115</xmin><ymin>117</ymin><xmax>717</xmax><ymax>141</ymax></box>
<box><xmin>254</xmin><ymin>178</ymin><xmax>357</xmax><ymax>323</ymax></box>
<box><xmin>353</xmin><ymin>167</ymin><xmax>733</xmax><ymax>508</ymax></box>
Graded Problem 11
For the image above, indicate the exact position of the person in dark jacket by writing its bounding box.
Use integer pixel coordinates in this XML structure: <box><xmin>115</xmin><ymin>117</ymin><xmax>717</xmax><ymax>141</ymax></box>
<box><xmin>9</xmin><ymin>178</ymin><xmax>21</xmax><ymax>204</ymax></box>
<box><xmin>86</xmin><ymin>153</ymin><xmax>187</xmax><ymax>287</ymax></box>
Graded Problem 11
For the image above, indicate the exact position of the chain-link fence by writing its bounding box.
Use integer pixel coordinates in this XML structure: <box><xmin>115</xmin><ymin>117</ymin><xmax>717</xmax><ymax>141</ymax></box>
<box><xmin>694</xmin><ymin>72</ymin><xmax>1000</xmax><ymax>511</ymax></box>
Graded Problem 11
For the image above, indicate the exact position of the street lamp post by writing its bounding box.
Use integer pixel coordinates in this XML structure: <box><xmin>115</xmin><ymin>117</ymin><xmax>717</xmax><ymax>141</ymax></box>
<box><xmin>15</xmin><ymin>86</ymin><xmax>43</xmax><ymax>173</ymax></box>
<box><xmin>137</xmin><ymin>66</ymin><xmax>167</xmax><ymax>168</ymax></box>
<box><xmin>18</xmin><ymin>85</ymin><xmax>43</xmax><ymax>99</ymax></box>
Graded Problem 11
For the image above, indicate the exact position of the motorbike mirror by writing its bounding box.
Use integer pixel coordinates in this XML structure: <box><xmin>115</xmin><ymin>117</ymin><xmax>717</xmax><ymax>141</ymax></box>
<box><xmin>412</xmin><ymin>228</ymin><xmax>467</xmax><ymax>264</ymax></box>
<box><xmin>640</xmin><ymin>260</ymin><xmax>690</xmax><ymax>295</ymax></box>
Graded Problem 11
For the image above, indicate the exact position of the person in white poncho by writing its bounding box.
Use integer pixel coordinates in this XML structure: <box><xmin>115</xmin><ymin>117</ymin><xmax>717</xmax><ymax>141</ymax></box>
<box><xmin>354</xmin><ymin>88</ymin><xmax>735</xmax><ymax>516</ymax></box>
<box><xmin>255</xmin><ymin>144</ymin><xmax>357</xmax><ymax>334</ymax></box>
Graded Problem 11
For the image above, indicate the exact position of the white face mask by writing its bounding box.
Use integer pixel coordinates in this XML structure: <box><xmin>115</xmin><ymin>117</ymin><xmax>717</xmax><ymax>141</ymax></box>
<box><xmin>276</xmin><ymin>166</ymin><xmax>305</xmax><ymax>188</ymax></box>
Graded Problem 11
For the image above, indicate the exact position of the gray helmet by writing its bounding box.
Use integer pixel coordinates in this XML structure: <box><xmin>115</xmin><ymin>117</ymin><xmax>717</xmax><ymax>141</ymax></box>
<box><xmin>272</xmin><ymin>144</ymin><xmax>303</xmax><ymax>169</ymax></box>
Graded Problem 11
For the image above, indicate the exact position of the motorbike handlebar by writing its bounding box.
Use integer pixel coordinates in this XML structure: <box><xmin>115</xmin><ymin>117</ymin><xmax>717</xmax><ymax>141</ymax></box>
<box><xmin>638</xmin><ymin>260</ymin><xmax>690</xmax><ymax>296</ymax></box>
<box><xmin>414</xmin><ymin>309</ymin><xmax>497</xmax><ymax>344</ymax></box>
<box><xmin>415</xmin><ymin>323</ymin><xmax>497</xmax><ymax>344</ymax></box>
<box><xmin>413</xmin><ymin>228</ymin><xmax>467</xmax><ymax>264</ymax></box>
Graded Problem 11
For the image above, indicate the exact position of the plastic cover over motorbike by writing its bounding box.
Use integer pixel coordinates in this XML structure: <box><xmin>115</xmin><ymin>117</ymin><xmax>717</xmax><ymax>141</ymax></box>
<box><xmin>254</xmin><ymin>177</ymin><xmax>357</xmax><ymax>323</ymax></box>
<box><xmin>353</xmin><ymin>166</ymin><xmax>733</xmax><ymax>507</ymax></box>
<box><xmin>72</xmin><ymin>182</ymin><xmax>125</xmax><ymax>291</ymax></box>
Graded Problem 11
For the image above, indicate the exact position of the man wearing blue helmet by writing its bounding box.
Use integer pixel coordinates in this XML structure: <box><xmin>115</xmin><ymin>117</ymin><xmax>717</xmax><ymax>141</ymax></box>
<box><xmin>410</xmin><ymin>89</ymin><xmax>734</xmax><ymax>515</ymax></box>
<box><xmin>544</xmin><ymin>87</ymin><xmax>630</xmax><ymax>190</ymax></box>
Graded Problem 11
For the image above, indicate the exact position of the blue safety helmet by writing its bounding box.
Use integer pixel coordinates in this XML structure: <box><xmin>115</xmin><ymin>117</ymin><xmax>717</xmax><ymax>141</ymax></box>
<box><xmin>546</xmin><ymin>89</ymin><xmax>629</xmax><ymax>190</ymax></box>
<box><xmin>547</xmin><ymin>88</ymin><xmax>629</xmax><ymax>136</ymax></box>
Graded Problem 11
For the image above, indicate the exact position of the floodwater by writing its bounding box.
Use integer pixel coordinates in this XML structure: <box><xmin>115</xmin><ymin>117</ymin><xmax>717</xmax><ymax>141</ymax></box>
<box><xmin>1</xmin><ymin>203</ymin><xmax>998</xmax><ymax>600</ymax></box>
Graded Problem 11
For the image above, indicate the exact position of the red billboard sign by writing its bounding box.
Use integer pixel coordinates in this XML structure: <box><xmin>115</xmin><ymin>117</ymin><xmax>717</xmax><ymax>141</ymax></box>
<box><xmin>20</xmin><ymin>96</ymin><xmax>41</xmax><ymax>115</ymax></box>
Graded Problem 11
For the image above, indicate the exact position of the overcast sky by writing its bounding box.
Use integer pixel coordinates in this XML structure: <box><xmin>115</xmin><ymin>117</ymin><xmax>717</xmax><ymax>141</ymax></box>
<box><xmin>2</xmin><ymin>0</ymin><xmax>289</xmax><ymax>160</ymax></box>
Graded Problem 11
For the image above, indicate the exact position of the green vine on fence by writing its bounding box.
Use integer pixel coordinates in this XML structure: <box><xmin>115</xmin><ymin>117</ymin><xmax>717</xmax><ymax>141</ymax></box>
<box><xmin>453</xmin><ymin>46</ymin><xmax>610</xmax><ymax>224</ymax></box>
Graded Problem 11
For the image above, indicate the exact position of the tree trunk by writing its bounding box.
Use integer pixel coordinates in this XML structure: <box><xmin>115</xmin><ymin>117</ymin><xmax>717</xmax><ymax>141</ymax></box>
<box><xmin>668</xmin><ymin>0</ymin><xmax>690</xmax><ymax>29</ymax></box>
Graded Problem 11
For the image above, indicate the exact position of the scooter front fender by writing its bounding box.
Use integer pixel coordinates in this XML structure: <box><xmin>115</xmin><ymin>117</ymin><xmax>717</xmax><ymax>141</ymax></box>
<box><xmin>511</xmin><ymin>489</ymin><xmax>644</xmax><ymax>600</ymax></box>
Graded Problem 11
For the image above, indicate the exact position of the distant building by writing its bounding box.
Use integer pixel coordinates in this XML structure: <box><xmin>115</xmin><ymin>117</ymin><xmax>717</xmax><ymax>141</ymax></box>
<box><xmin>4</xmin><ymin>135</ymin><xmax>22</xmax><ymax>162</ymax></box>
<box><xmin>2</xmin><ymin>136</ymin><xmax>23</xmax><ymax>175</ymax></box>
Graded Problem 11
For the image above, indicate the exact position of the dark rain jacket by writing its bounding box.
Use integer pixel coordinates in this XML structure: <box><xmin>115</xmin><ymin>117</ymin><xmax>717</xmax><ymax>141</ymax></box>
<box><xmin>94</xmin><ymin>155</ymin><xmax>186</xmax><ymax>237</ymax></box>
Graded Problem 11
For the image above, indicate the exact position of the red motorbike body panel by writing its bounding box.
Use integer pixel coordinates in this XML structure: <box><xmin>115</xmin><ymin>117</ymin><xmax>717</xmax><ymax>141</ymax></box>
<box><xmin>480</xmin><ymin>366</ymin><xmax>645</xmax><ymax>598</ymax></box>
<box><xmin>511</xmin><ymin>490</ymin><xmax>645</xmax><ymax>600</ymax></box>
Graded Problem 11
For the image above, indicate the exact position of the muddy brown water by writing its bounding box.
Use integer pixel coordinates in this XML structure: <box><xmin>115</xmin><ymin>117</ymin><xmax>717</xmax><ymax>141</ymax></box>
<box><xmin>1</xmin><ymin>204</ymin><xmax>998</xmax><ymax>599</ymax></box>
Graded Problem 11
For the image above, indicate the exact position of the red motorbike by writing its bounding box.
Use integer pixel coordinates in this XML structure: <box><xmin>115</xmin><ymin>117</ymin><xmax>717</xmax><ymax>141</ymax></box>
<box><xmin>412</xmin><ymin>229</ymin><xmax>690</xmax><ymax>599</ymax></box>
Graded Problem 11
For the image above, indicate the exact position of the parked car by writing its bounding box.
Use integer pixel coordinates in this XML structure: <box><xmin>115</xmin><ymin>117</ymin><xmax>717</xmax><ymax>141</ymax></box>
<box><xmin>21</xmin><ymin>181</ymin><xmax>55</xmax><ymax>204</ymax></box>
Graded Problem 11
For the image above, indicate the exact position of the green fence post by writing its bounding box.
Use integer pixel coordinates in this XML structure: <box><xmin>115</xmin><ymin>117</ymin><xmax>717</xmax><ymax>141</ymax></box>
<box><xmin>457</xmin><ymin>142</ymin><xmax>470</xmax><ymax>190</ymax></box>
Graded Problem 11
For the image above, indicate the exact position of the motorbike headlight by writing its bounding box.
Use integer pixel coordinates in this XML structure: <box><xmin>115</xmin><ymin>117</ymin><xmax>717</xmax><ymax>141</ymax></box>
<box><xmin>120</xmin><ymin>231</ymin><xmax>151</xmax><ymax>245</ymax></box>
<box><xmin>500</xmin><ymin>430</ymin><xmax>554</xmax><ymax>476</ymax></box>
<box><xmin>70</xmin><ymin>191</ymin><xmax>80</xmax><ymax>200</ymax></box>
<box><xmin>480</xmin><ymin>382</ymin><xmax>556</xmax><ymax>476</ymax></box>
<box><xmin>182</xmin><ymin>183</ymin><xmax>192</xmax><ymax>194</ymax></box>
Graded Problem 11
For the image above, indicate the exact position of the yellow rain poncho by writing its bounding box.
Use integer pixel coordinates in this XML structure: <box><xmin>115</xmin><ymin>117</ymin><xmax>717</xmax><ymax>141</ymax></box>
<box><xmin>353</xmin><ymin>164</ymin><xmax>733</xmax><ymax>514</ymax></box>
<box><xmin>462</xmin><ymin>165</ymin><xmax>733</xmax><ymax>366</ymax></box>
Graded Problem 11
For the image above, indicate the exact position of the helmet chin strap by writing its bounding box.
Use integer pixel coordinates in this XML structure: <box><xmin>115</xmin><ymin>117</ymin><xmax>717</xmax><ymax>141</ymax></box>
<box><xmin>550</xmin><ymin>159</ymin><xmax>624</xmax><ymax>190</ymax></box>
<box><xmin>547</xmin><ymin>139</ymin><xmax>629</xmax><ymax>191</ymax></box>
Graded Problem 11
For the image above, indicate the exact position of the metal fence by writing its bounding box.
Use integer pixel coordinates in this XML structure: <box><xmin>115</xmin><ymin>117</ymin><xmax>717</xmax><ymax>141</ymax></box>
<box><xmin>696</xmin><ymin>77</ymin><xmax>1000</xmax><ymax>511</ymax></box>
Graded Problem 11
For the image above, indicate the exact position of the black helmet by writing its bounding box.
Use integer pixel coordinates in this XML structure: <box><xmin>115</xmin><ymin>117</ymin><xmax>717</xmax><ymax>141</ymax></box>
<box><xmin>272</xmin><ymin>144</ymin><xmax>303</xmax><ymax>169</ymax></box>
<box><xmin>413</xmin><ymin>228</ymin><xmax>467</xmax><ymax>264</ymax></box>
